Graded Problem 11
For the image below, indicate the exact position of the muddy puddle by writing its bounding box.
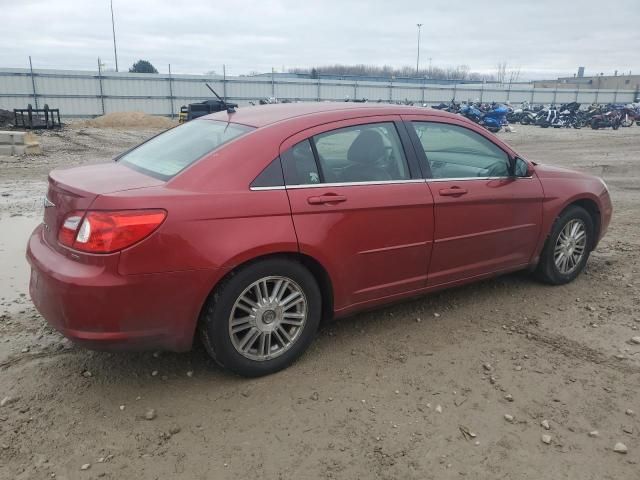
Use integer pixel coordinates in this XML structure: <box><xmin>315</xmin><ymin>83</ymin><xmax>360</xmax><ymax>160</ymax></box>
<box><xmin>0</xmin><ymin>214</ymin><xmax>40</xmax><ymax>303</ymax></box>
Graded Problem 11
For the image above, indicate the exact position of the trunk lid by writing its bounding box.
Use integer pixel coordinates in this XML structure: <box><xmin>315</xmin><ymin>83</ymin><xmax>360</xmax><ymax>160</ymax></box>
<box><xmin>43</xmin><ymin>163</ymin><xmax>164</xmax><ymax>252</ymax></box>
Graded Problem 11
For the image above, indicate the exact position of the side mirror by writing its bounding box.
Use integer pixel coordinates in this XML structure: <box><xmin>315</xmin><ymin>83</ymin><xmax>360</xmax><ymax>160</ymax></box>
<box><xmin>513</xmin><ymin>157</ymin><xmax>533</xmax><ymax>177</ymax></box>
<box><xmin>526</xmin><ymin>163</ymin><xmax>535</xmax><ymax>177</ymax></box>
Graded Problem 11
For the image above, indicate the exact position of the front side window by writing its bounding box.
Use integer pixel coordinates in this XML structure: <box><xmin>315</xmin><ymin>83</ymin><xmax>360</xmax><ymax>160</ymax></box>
<box><xmin>119</xmin><ymin>120</ymin><xmax>254</xmax><ymax>180</ymax></box>
<box><xmin>312</xmin><ymin>123</ymin><xmax>410</xmax><ymax>183</ymax></box>
<box><xmin>412</xmin><ymin>122</ymin><xmax>510</xmax><ymax>179</ymax></box>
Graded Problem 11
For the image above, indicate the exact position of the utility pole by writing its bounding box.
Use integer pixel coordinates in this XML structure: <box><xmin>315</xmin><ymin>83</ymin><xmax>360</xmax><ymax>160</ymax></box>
<box><xmin>28</xmin><ymin>56</ymin><xmax>38</xmax><ymax>109</ymax></box>
<box><xmin>97</xmin><ymin>57</ymin><xmax>105</xmax><ymax>115</ymax></box>
<box><xmin>110</xmin><ymin>0</ymin><xmax>119</xmax><ymax>72</ymax></box>
<box><xmin>416</xmin><ymin>23</ymin><xmax>423</xmax><ymax>75</ymax></box>
<box><xmin>168</xmin><ymin>64</ymin><xmax>175</xmax><ymax>118</ymax></box>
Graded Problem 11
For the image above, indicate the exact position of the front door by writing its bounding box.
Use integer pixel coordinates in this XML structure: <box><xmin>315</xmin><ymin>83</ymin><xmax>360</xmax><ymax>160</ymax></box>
<box><xmin>406</xmin><ymin>119</ymin><xmax>544</xmax><ymax>287</ymax></box>
<box><xmin>280</xmin><ymin>117</ymin><xmax>435</xmax><ymax>311</ymax></box>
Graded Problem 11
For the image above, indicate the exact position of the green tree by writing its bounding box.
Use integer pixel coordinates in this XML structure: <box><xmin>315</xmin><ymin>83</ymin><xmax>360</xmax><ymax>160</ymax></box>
<box><xmin>129</xmin><ymin>60</ymin><xmax>158</xmax><ymax>74</ymax></box>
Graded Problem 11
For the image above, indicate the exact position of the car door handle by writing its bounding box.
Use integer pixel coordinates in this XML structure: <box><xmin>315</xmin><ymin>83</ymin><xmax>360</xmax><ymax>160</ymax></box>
<box><xmin>307</xmin><ymin>194</ymin><xmax>347</xmax><ymax>205</ymax></box>
<box><xmin>439</xmin><ymin>187</ymin><xmax>468</xmax><ymax>197</ymax></box>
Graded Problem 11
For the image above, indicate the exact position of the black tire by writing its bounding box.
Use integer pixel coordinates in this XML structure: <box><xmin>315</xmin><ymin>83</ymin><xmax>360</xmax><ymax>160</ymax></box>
<box><xmin>520</xmin><ymin>117</ymin><xmax>531</xmax><ymax>125</ymax></box>
<box><xmin>535</xmin><ymin>206</ymin><xmax>595</xmax><ymax>285</ymax></box>
<box><xmin>591</xmin><ymin>119</ymin><xmax>599</xmax><ymax>130</ymax></box>
<box><xmin>199</xmin><ymin>258</ymin><xmax>322</xmax><ymax>377</ymax></box>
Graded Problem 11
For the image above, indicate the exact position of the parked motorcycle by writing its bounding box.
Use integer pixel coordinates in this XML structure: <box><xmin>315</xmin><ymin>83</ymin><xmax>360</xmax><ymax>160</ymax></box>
<box><xmin>507</xmin><ymin>101</ymin><xmax>531</xmax><ymax>123</ymax></box>
<box><xmin>619</xmin><ymin>105</ymin><xmax>637</xmax><ymax>127</ymax></box>
<box><xmin>459</xmin><ymin>103</ymin><xmax>483</xmax><ymax>123</ymax></box>
<box><xmin>536</xmin><ymin>105</ymin><xmax>558</xmax><ymax>128</ymax></box>
<box><xmin>550</xmin><ymin>103</ymin><xmax>582</xmax><ymax>129</ymax></box>
<box><xmin>432</xmin><ymin>100</ymin><xmax>460</xmax><ymax>113</ymax></box>
<box><xmin>481</xmin><ymin>104</ymin><xmax>509</xmax><ymax>133</ymax></box>
<box><xmin>581</xmin><ymin>104</ymin><xmax>604</xmax><ymax>127</ymax></box>
<box><xmin>459</xmin><ymin>103</ymin><xmax>508</xmax><ymax>132</ymax></box>
<box><xmin>519</xmin><ymin>109</ymin><xmax>539</xmax><ymax>125</ymax></box>
<box><xmin>590</xmin><ymin>109</ymin><xmax>621</xmax><ymax>130</ymax></box>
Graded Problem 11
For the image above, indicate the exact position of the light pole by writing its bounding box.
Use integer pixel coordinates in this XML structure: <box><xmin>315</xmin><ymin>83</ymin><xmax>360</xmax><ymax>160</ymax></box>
<box><xmin>110</xmin><ymin>0</ymin><xmax>119</xmax><ymax>72</ymax></box>
<box><xmin>416</xmin><ymin>23</ymin><xmax>423</xmax><ymax>75</ymax></box>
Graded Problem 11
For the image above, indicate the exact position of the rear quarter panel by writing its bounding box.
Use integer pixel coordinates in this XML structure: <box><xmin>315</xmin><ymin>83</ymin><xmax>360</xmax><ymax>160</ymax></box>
<box><xmin>89</xmin><ymin>189</ymin><xmax>297</xmax><ymax>276</ymax></box>
<box><xmin>89</xmin><ymin>129</ymin><xmax>300</xmax><ymax>277</ymax></box>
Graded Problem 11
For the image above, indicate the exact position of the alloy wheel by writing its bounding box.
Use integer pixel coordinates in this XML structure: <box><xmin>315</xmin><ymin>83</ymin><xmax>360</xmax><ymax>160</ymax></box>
<box><xmin>553</xmin><ymin>219</ymin><xmax>587</xmax><ymax>275</ymax></box>
<box><xmin>228</xmin><ymin>276</ymin><xmax>308</xmax><ymax>361</ymax></box>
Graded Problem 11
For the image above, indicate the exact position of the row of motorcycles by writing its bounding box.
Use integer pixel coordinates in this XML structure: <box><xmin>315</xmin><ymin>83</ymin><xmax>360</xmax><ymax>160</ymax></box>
<box><xmin>252</xmin><ymin>97</ymin><xmax>640</xmax><ymax>133</ymax></box>
<box><xmin>433</xmin><ymin>100</ymin><xmax>640</xmax><ymax>132</ymax></box>
<box><xmin>507</xmin><ymin>101</ymin><xmax>640</xmax><ymax>130</ymax></box>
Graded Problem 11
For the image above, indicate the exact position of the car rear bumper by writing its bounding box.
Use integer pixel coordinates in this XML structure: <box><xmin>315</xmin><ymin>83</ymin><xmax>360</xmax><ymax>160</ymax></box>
<box><xmin>26</xmin><ymin>224</ymin><xmax>217</xmax><ymax>352</ymax></box>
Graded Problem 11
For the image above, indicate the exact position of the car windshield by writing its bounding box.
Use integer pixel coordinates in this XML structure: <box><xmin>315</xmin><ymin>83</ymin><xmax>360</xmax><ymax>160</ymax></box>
<box><xmin>118</xmin><ymin>119</ymin><xmax>254</xmax><ymax>180</ymax></box>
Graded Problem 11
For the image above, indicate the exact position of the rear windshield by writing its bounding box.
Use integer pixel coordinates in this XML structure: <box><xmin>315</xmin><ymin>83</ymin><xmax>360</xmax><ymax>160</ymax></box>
<box><xmin>118</xmin><ymin>119</ymin><xmax>254</xmax><ymax>180</ymax></box>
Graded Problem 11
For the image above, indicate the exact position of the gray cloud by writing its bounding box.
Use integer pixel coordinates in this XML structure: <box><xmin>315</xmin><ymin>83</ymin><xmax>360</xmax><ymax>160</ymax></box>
<box><xmin>2</xmin><ymin>0</ymin><xmax>639</xmax><ymax>79</ymax></box>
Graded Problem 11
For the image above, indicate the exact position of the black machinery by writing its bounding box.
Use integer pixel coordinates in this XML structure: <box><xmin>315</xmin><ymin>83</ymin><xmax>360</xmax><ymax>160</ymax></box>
<box><xmin>14</xmin><ymin>104</ymin><xmax>61</xmax><ymax>129</ymax></box>
<box><xmin>179</xmin><ymin>84</ymin><xmax>237</xmax><ymax>123</ymax></box>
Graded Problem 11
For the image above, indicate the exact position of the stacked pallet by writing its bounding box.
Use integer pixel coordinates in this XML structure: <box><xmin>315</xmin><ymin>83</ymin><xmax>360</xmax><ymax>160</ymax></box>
<box><xmin>0</xmin><ymin>131</ymin><xmax>41</xmax><ymax>156</ymax></box>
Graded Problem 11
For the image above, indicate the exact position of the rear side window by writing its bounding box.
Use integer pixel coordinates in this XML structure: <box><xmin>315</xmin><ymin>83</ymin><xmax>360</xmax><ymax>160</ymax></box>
<box><xmin>412</xmin><ymin>122</ymin><xmax>509</xmax><ymax>179</ymax></box>
<box><xmin>119</xmin><ymin>120</ymin><xmax>254</xmax><ymax>180</ymax></box>
<box><xmin>251</xmin><ymin>158</ymin><xmax>284</xmax><ymax>188</ymax></box>
<box><xmin>281</xmin><ymin>140</ymin><xmax>321</xmax><ymax>185</ymax></box>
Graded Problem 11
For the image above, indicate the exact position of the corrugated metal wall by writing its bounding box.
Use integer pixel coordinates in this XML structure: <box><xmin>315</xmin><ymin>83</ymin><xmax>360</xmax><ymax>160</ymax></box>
<box><xmin>0</xmin><ymin>68</ymin><xmax>635</xmax><ymax>118</ymax></box>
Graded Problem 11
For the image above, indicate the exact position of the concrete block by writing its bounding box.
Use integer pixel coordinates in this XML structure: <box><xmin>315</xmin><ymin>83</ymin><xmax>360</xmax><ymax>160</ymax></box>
<box><xmin>0</xmin><ymin>145</ymin><xmax>20</xmax><ymax>155</ymax></box>
<box><xmin>0</xmin><ymin>131</ymin><xmax>41</xmax><ymax>155</ymax></box>
<box><xmin>0</xmin><ymin>131</ymin><xmax>27</xmax><ymax>145</ymax></box>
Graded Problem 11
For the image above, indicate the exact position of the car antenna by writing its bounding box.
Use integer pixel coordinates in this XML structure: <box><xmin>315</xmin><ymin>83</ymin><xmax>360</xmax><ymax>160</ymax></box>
<box><xmin>205</xmin><ymin>83</ymin><xmax>235</xmax><ymax>114</ymax></box>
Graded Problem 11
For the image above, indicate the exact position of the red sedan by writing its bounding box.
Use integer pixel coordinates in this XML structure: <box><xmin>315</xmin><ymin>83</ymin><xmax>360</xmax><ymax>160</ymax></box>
<box><xmin>27</xmin><ymin>103</ymin><xmax>612</xmax><ymax>376</ymax></box>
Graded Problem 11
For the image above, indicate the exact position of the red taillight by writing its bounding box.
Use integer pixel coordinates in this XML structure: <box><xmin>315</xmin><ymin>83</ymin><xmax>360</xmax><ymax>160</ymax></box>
<box><xmin>58</xmin><ymin>210</ymin><xmax>166</xmax><ymax>253</ymax></box>
<box><xmin>58</xmin><ymin>213</ymin><xmax>84</xmax><ymax>247</ymax></box>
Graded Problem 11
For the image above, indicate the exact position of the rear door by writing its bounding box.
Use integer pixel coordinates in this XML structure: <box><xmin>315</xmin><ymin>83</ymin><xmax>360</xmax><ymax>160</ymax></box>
<box><xmin>403</xmin><ymin>116</ymin><xmax>544</xmax><ymax>287</ymax></box>
<box><xmin>280</xmin><ymin>116</ymin><xmax>434</xmax><ymax>312</ymax></box>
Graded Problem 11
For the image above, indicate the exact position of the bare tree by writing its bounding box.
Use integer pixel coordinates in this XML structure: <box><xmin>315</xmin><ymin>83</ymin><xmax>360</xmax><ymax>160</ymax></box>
<box><xmin>290</xmin><ymin>64</ymin><xmax>495</xmax><ymax>82</ymax></box>
<box><xmin>508</xmin><ymin>66</ymin><xmax>521</xmax><ymax>84</ymax></box>
<box><xmin>496</xmin><ymin>62</ymin><xmax>508</xmax><ymax>84</ymax></box>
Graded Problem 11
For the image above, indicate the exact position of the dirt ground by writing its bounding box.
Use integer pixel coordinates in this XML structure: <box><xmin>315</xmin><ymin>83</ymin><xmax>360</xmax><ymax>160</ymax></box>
<box><xmin>1</xmin><ymin>121</ymin><xmax>639</xmax><ymax>480</ymax></box>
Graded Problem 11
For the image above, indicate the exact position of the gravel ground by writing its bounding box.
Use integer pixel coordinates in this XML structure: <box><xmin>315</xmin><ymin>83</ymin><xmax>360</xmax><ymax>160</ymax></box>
<box><xmin>0</xmin><ymin>122</ymin><xmax>639</xmax><ymax>480</ymax></box>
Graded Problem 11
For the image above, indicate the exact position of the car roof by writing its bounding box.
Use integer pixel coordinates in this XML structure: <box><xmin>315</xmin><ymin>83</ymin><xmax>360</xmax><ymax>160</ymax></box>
<box><xmin>201</xmin><ymin>102</ymin><xmax>459</xmax><ymax>128</ymax></box>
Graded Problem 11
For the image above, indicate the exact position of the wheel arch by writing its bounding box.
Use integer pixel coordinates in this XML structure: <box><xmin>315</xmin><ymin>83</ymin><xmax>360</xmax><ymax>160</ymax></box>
<box><xmin>197</xmin><ymin>252</ymin><xmax>335</xmax><ymax>329</ymax></box>
<box><xmin>568</xmin><ymin>198</ymin><xmax>601</xmax><ymax>247</ymax></box>
<box><xmin>532</xmin><ymin>196</ymin><xmax>602</xmax><ymax>269</ymax></box>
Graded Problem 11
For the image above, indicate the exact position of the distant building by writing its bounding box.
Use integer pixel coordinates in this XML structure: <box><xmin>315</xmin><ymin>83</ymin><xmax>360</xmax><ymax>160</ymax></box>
<box><xmin>534</xmin><ymin>73</ymin><xmax>640</xmax><ymax>91</ymax></box>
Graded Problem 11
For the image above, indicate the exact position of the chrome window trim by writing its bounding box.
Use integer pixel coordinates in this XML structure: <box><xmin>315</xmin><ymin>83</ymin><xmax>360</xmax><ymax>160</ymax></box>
<box><xmin>250</xmin><ymin>185</ymin><xmax>287</xmax><ymax>191</ymax></box>
<box><xmin>426</xmin><ymin>175</ymin><xmax>533</xmax><ymax>182</ymax></box>
<box><xmin>248</xmin><ymin>176</ymin><xmax>532</xmax><ymax>191</ymax></box>
<box><xmin>285</xmin><ymin>179</ymin><xmax>425</xmax><ymax>189</ymax></box>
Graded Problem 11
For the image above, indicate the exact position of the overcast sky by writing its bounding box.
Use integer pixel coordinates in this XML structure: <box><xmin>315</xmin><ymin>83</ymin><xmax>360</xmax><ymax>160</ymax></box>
<box><xmin>2</xmin><ymin>0</ymin><xmax>639</xmax><ymax>79</ymax></box>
